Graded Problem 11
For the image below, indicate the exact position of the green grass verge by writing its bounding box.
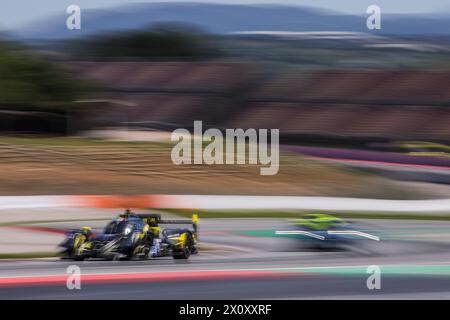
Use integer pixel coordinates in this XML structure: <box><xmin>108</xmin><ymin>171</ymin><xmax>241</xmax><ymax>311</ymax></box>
<box><xmin>167</xmin><ymin>209</ymin><xmax>450</xmax><ymax>221</ymax></box>
<box><xmin>4</xmin><ymin>209</ymin><xmax>450</xmax><ymax>229</ymax></box>
<box><xmin>0</xmin><ymin>252</ymin><xmax>58</xmax><ymax>259</ymax></box>
<box><xmin>0</xmin><ymin>217</ymin><xmax>109</xmax><ymax>227</ymax></box>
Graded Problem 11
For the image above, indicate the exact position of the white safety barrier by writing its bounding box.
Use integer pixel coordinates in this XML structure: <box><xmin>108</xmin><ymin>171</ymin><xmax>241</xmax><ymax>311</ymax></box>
<box><xmin>0</xmin><ymin>195</ymin><xmax>448</xmax><ymax>212</ymax></box>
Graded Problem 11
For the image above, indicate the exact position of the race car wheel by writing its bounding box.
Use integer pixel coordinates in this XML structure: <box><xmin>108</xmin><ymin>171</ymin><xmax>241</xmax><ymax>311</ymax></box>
<box><xmin>173</xmin><ymin>246</ymin><xmax>190</xmax><ymax>259</ymax></box>
<box><xmin>173</xmin><ymin>234</ymin><xmax>192</xmax><ymax>259</ymax></box>
<box><xmin>74</xmin><ymin>255</ymin><xmax>85</xmax><ymax>261</ymax></box>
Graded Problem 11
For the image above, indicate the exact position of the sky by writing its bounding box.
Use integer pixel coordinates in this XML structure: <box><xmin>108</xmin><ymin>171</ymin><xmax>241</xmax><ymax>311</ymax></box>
<box><xmin>1</xmin><ymin>0</ymin><xmax>450</xmax><ymax>30</ymax></box>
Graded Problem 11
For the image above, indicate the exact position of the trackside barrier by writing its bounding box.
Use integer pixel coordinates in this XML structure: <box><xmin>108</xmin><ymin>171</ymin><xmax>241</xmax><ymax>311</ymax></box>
<box><xmin>0</xmin><ymin>195</ymin><xmax>449</xmax><ymax>212</ymax></box>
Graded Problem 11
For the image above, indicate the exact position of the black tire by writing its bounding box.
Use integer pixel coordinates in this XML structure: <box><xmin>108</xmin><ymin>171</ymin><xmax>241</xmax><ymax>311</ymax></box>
<box><xmin>173</xmin><ymin>246</ymin><xmax>190</xmax><ymax>259</ymax></box>
<box><xmin>74</xmin><ymin>255</ymin><xmax>85</xmax><ymax>261</ymax></box>
<box><xmin>59</xmin><ymin>248</ymin><xmax>73</xmax><ymax>259</ymax></box>
<box><xmin>173</xmin><ymin>234</ymin><xmax>192</xmax><ymax>259</ymax></box>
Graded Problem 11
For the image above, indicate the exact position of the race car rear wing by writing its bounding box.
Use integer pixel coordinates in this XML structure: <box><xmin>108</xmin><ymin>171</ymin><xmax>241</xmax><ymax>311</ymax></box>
<box><xmin>160</xmin><ymin>214</ymin><xmax>199</xmax><ymax>233</ymax></box>
<box><xmin>137</xmin><ymin>213</ymin><xmax>198</xmax><ymax>233</ymax></box>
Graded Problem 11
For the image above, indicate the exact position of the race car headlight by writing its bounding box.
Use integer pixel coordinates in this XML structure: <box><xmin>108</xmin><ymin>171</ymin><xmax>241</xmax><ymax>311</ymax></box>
<box><xmin>124</xmin><ymin>227</ymin><xmax>131</xmax><ymax>235</ymax></box>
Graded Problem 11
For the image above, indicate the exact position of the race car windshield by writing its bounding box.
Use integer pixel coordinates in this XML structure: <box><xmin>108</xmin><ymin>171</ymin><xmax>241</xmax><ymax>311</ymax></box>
<box><xmin>103</xmin><ymin>221</ymin><xmax>131</xmax><ymax>235</ymax></box>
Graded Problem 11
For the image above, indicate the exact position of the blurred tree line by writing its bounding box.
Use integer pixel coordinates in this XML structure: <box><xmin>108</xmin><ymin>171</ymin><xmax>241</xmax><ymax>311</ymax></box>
<box><xmin>0</xmin><ymin>42</ymin><xmax>87</xmax><ymax>133</ymax></box>
<box><xmin>0</xmin><ymin>25</ymin><xmax>220</xmax><ymax>133</ymax></box>
<box><xmin>0</xmin><ymin>42</ymin><xmax>83</xmax><ymax>110</ymax></box>
<box><xmin>0</xmin><ymin>24</ymin><xmax>218</xmax><ymax>112</ymax></box>
<box><xmin>71</xmin><ymin>24</ymin><xmax>221</xmax><ymax>60</ymax></box>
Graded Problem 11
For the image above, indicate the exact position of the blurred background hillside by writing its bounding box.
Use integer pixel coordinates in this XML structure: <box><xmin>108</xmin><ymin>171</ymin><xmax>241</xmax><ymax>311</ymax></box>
<box><xmin>0</xmin><ymin>2</ymin><xmax>449</xmax><ymax>199</ymax></box>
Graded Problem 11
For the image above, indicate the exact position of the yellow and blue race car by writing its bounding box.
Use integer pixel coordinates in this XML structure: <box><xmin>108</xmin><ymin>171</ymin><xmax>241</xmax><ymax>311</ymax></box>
<box><xmin>59</xmin><ymin>210</ymin><xmax>198</xmax><ymax>261</ymax></box>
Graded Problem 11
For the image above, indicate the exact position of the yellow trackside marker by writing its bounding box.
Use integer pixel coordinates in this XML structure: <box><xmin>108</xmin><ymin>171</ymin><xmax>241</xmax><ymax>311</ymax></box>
<box><xmin>192</xmin><ymin>213</ymin><xmax>199</xmax><ymax>223</ymax></box>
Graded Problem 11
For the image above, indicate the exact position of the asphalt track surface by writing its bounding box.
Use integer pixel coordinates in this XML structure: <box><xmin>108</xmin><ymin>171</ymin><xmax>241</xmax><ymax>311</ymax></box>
<box><xmin>1</xmin><ymin>219</ymin><xmax>450</xmax><ymax>299</ymax></box>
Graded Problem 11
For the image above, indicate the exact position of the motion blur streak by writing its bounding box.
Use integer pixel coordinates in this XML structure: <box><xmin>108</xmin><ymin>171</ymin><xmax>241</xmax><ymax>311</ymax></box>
<box><xmin>1</xmin><ymin>1</ymin><xmax>450</xmax><ymax>300</ymax></box>
<box><xmin>0</xmin><ymin>269</ymin><xmax>301</xmax><ymax>287</ymax></box>
<box><xmin>0</xmin><ymin>195</ymin><xmax>449</xmax><ymax>212</ymax></box>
